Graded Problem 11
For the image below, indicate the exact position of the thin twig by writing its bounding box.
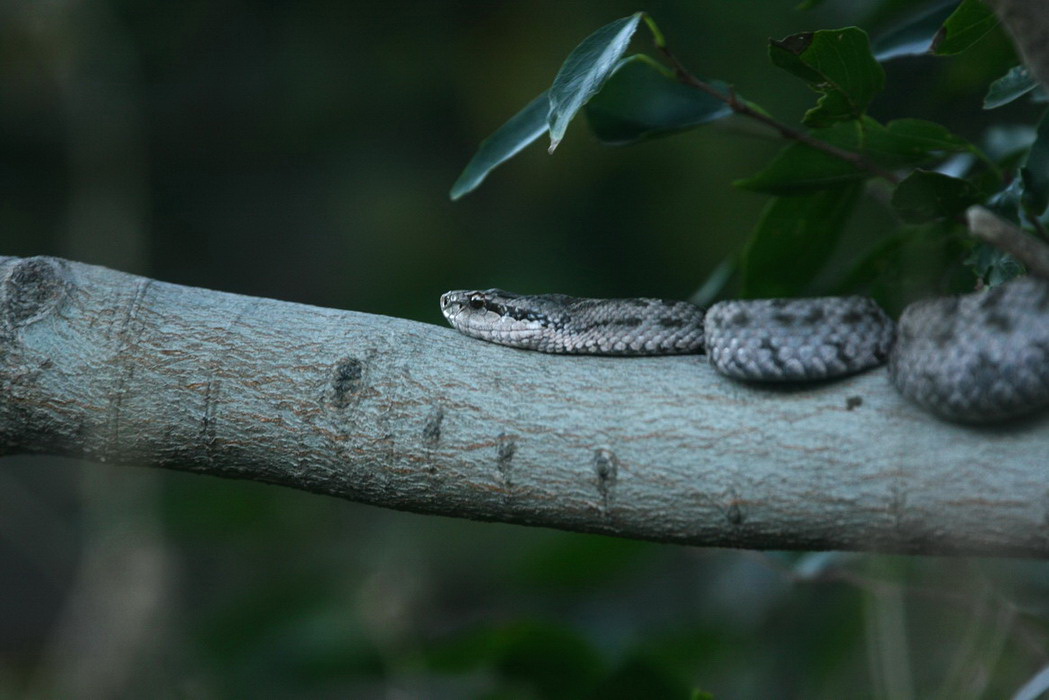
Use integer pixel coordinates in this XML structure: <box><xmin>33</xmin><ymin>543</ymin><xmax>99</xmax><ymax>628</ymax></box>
<box><xmin>657</xmin><ymin>45</ymin><xmax>902</xmax><ymax>185</ymax></box>
<box><xmin>967</xmin><ymin>205</ymin><xmax>1049</xmax><ymax>279</ymax></box>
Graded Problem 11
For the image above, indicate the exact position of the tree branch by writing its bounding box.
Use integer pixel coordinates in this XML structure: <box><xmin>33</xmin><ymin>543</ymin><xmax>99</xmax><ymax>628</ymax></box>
<box><xmin>967</xmin><ymin>206</ymin><xmax>1049</xmax><ymax>278</ymax></box>
<box><xmin>2</xmin><ymin>256</ymin><xmax>1048</xmax><ymax>557</ymax></box>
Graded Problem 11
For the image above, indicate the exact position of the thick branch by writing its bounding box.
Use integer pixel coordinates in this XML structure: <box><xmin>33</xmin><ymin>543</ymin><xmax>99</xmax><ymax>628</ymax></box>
<box><xmin>968</xmin><ymin>206</ymin><xmax>1049</xmax><ymax>278</ymax></box>
<box><xmin>2</xmin><ymin>256</ymin><xmax>1048</xmax><ymax>557</ymax></box>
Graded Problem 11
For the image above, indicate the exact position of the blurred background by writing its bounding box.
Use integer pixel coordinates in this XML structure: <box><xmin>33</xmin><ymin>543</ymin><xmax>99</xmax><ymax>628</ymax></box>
<box><xmin>2</xmin><ymin>0</ymin><xmax>1048</xmax><ymax>697</ymax></box>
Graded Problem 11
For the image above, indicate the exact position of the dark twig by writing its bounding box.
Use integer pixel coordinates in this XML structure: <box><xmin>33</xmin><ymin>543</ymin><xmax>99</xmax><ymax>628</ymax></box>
<box><xmin>967</xmin><ymin>206</ymin><xmax>1049</xmax><ymax>279</ymax></box>
<box><xmin>657</xmin><ymin>45</ymin><xmax>902</xmax><ymax>185</ymax></box>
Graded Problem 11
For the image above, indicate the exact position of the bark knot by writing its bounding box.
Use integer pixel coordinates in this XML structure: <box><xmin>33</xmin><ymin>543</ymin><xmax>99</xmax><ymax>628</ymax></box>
<box><xmin>331</xmin><ymin>357</ymin><xmax>365</xmax><ymax>409</ymax></box>
<box><xmin>2</xmin><ymin>257</ymin><xmax>70</xmax><ymax>331</ymax></box>
<box><xmin>593</xmin><ymin>448</ymin><xmax>619</xmax><ymax>513</ymax></box>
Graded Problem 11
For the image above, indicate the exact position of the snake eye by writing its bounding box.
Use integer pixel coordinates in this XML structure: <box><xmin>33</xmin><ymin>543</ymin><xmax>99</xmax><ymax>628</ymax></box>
<box><xmin>468</xmin><ymin>296</ymin><xmax>485</xmax><ymax>310</ymax></box>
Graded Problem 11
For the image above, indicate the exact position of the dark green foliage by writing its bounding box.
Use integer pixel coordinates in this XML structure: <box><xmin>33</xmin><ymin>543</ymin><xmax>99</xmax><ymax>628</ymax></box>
<box><xmin>547</xmin><ymin>12</ymin><xmax>644</xmax><ymax>151</ymax></box>
<box><xmin>1020</xmin><ymin>111</ymin><xmax>1049</xmax><ymax>216</ymax></box>
<box><xmin>425</xmin><ymin>621</ymin><xmax>606</xmax><ymax>698</ymax></box>
<box><xmin>984</xmin><ymin>65</ymin><xmax>1041</xmax><ymax>109</ymax></box>
<box><xmin>932</xmin><ymin>0</ymin><xmax>1000</xmax><ymax>55</ymax></box>
<box><xmin>585</xmin><ymin>56</ymin><xmax>732</xmax><ymax>145</ymax></box>
<box><xmin>452</xmin><ymin>1</ymin><xmax>1047</xmax><ymax>305</ymax></box>
<box><xmin>871</xmin><ymin>1</ymin><xmax>958</xmax><ymax>59</ymax></box>
<box><xmin>734</xmin><ymin>118</ymin><xmax>973</xmax><ymax>194</ymax></box>
<box><xmin>891</xmin><ymin>170</ymin><xmax>980</xmax><ymax>222</ymax></box>
<box><xmin>768</xmin><ymin>27</ymin><xmax>885</xmax><ymax>127</ymax></box>
<box><xmin>741</xmin><ymin>183</ymin><xmax>863</xmax><ymax>297</ymax></box>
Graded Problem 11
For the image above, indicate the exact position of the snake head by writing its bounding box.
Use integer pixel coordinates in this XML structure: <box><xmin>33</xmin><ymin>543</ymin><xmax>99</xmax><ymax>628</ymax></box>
<box><xmin>440</xmin><ymin>288</ymin><xmax>557</xmax><ymax>350</ymax></box>
<box><xmin>440</xmin><ymin>288</ymin><xmax>520</xmax><ymax>327</ymax></box>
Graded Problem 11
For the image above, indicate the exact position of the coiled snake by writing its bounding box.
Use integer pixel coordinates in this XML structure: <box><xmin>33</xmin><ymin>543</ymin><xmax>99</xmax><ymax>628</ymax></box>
<box><xmin>440</xmin><ymin>276</ymin><xmax>1049</xmax><ymax>423</ymax></box>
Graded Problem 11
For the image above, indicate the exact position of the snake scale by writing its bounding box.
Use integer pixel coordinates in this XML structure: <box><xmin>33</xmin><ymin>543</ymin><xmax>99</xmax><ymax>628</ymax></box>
<box><xmin>440</xmin><ymin>276</ymin><xmax>1049</xmax><ymax>423</ymax></box>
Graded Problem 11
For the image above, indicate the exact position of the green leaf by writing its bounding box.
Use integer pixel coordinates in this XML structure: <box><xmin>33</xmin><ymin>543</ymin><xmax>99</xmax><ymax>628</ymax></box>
<box><xmin>986</xmin><ymin>176</ymin><xmax>1025</xmax><ymax>223</ymax></box>
<box><xmin>891</xmin><ymin>169</ymin><xmax>979</xmax><ymax>223</ymax></box>
<box><xmin>869</xmin><ymin>118</ymin><xmax>972</xmax><ymax>156</ymax></box>
<box><xmin>1020</xmin><ymin>110</ymin><xmax>1049</xmax><ymax>216</ymax></box>
<box><xmin>769</xmin><ymin>27</ymin><xmax>885</xmax><ymax>127</ymax></box>
<box><xmin>932</xmin><ymin>0</ymin><xmax>999</xmax><ymax>55</ymax></box>
<box><xmin>735</xmin><ymin>117</ymin><xmax>972</xmax><ymax>194</ymax></box>
<box><xmin>449</xmin><ymin>90</ymin><xmax>550</xmax><ymax>200</ymax></box>
<box><xmin>835</xmin><ymin>221</ymin><xmax>973</xmax><ymax>313</ymax></box>
<box><xmin>735</xmin><ymin>120</ymin><xmax>868</xmax><ymax>194</ymax></box>
<box><xmin>966</xmin><ymin>242</ymin><xmax>1024</xmax><ymax>286</ymax></box>
<box><xmin>740</xmin><ymin>182</ymin><xmax>863</xmax><ymax>298</ymax></box>
<box><xmin>871</xmin><ymin>1</ymin><xmax>958</xmax><ymax>61</ymax></box>
<box><xmin>548</xmin><ymin>12</ymin><xmax>643</xmax><ymax>152</ymax></box>
<box><xmin>983</xmin><ymin>65</ymin><xmax>1040</xmax><ymax>109</ymax></box>
<box><xmin>584</xmin><ymin>55</ymin><xmax>733</xmax><ymax>145</ymax></box>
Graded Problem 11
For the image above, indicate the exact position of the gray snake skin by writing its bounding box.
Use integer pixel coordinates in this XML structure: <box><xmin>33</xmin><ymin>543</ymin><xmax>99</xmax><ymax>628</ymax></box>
<box><xmin>440</xmin><ymin>277</ymin><xmax>1049</xmax><ymax>422</ymax></box>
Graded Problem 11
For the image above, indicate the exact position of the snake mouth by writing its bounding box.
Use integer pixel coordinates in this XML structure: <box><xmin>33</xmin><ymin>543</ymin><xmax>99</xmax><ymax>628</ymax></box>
<box><xmin>439</xmin><ymin>291</ymin><xmax>470</xmax><ymax>324</ymax></box>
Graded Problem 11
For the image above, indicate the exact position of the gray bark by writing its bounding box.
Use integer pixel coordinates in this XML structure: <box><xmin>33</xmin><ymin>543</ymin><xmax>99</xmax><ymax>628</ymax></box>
<box><xmin>2</xmin><ymin>255</ymin><xmax>1048</xmax><ymax>557</ymax></box>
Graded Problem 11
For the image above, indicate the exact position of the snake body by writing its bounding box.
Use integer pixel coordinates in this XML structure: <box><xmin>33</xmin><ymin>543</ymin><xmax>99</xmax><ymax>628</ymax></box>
<box><xmin>440</xmin><ymin>277</ymin><xmax>1049</xmax><ymax>423</ymax></box>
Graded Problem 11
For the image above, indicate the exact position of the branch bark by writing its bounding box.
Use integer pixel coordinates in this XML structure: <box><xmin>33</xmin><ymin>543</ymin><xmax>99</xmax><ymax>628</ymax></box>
<box><xmin>2</xmin><ymin>256</ymin><xmax>1048</xmax><ymax>557</ymax></box>
<box><xmin>968</xmin><ymin>206</ymin><xmax>1049</xmax><ymax>278</ymax></box>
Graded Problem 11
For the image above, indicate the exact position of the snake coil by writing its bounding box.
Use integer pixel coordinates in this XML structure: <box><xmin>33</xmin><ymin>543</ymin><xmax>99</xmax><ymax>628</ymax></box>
<box><xmin>441</xmin><ymin>277</ymin><xmax>1049</xmax><ymax>423</ymax></box>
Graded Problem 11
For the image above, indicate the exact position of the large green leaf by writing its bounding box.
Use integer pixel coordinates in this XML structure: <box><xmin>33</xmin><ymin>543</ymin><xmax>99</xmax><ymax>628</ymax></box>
<box><xmin>740</xmin><ymin>183</ymin><xmax>863</xmax><ymax>298</ymax></box>
<box><xmin>835</xmin><ymin>221</ymin><xmax>972</xmax><ymax>312</ymax></box>
<box><xmin>983</xmin><ymin>65</ymin><xmax>1040</xmax><ymax>110</ymax></box>
<box><xmin>871</xmin><ymin>1</ymin><xmax>958</xmax><ymax>61</ymax></box>
<box><xmin>1020</xmin><ymin>110</ymin><xmax>1049</xmax><ymax>216</ymax></box>
<box><xmin>735</xmin><ymin>117</ymin><xmax>972</xmax><ymax>194</ymax></box>
<box><xmin>449</xmin><ymin>90</ymin><xmax>550</xmax><ymax>200</ymax></box>
<box><xmin>584</xmin><ymin>55</ymin><xmax>733</xmax><ymax>145</ymax></box>
<box><xmin>548</xmin><ymin>12</ymin><xmax>643</xmax><ymax>152</ymax></box>
<box><xmin>769</xmin><ymin>27</ymin><xmax>885</xmax><ymax>127</ymax></box>
<box><xmin>931</xmin><ymin>0</ymin><xmax>999</xmax><ymax>55</ymax></box>
<box><xmin>867</xmin><ymin>118</ymin><xmax>972</xmax><ymax>157</ymax></box>
<box><xmin>735</xmin><ymin>120</ymin><xmax>869</xmax><ymax>194</ymax></box>
<box><xmin>890</xmin><ymin>169</ymin><xmax>979</xmax><ymax>223</ymax></box>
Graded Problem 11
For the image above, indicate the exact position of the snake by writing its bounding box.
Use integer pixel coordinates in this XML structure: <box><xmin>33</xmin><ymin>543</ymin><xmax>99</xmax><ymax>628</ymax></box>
<box><xmin>440</xmin><ymin>276</ymin><xmax>1049</xmax><ymax>423</ymax></box>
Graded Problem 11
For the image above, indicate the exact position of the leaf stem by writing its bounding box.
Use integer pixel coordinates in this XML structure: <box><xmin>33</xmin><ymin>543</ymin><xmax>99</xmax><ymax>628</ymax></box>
<box><xmin>641</xmin><ymin>13</ymin><xmax>666</xmax><ymax>49</ymax></box>
<box><xmin>656</xmin><ymin>45</ymin><xmax>902</xmax><ymax>185</ymax></box>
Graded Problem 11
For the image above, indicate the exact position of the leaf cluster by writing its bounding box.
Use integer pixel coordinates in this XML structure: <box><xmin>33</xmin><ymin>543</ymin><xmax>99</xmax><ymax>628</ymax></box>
<box><xmin>450</xmin><ymin>1</ymin><xmax>1049</xmax><ymax>305</ymax></box>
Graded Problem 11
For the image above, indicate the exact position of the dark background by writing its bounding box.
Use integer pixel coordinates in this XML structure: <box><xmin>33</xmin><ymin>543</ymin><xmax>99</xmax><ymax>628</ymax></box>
<box><xmin>2</xmin><ymin>1</ymin><xmax>1047</xmax><ymax>697</ymax></box>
